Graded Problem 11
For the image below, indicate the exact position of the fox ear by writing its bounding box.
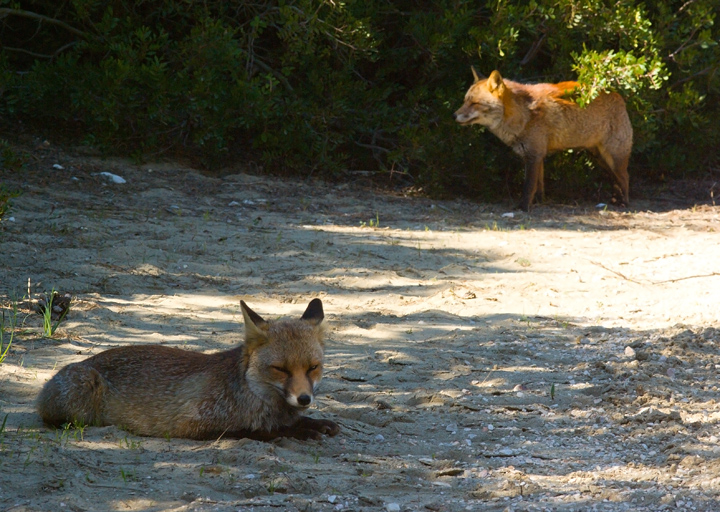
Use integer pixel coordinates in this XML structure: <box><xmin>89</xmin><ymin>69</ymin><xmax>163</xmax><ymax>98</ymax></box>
<box><xmin>300</xmin><ymin>298</ymin><xmax>324</xmax><ymax>326</ymax></box>
<box><xmin>487</xmin><ymin>70</ymin><xmax>504</xmax><ymax>92</ymax></box>
<box><xmin>471</xmin><ymin>66</ymin><xmax>484</xmax><ymax>83</ymax></box>
<box><xmin>241</xmin><ymin>301</ymin><xmax>269</xmax><ymax>349</ymax></box>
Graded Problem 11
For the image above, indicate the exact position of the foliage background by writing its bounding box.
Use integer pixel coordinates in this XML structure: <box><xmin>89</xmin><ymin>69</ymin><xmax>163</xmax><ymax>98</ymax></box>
<box><xmin>0</xmin><ymin>0</ymin><xmax>718</xmax><ymax>202</ymax></box>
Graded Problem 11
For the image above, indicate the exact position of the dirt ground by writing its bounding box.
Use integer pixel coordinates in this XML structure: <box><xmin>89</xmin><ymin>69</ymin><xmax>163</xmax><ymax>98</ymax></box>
<box><xmin>1</xmin><ymin>145</ymin><xmax>720</xmax><ymax>512</ymax></box>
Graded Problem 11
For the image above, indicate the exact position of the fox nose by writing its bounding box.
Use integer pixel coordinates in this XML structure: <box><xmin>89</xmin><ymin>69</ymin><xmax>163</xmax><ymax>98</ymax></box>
<box><xmin>297</xmin><ymin>394</ymin><xmax>312</xmax><ymax>407</ymax></box>
<box><xmin>452</xmin><ymin>112</ymin><xmax>458</xmax><ymax>120</ymax></box>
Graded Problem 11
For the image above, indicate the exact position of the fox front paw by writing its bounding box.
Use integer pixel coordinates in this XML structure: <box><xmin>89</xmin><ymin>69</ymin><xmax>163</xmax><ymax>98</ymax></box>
<box><xmin>288</xmin><ymin>428</ymin><xmax>326</xmax><ymax>441</ymax></box>
<box><xmin>294</xmin><ymin>417</ymin><xmax>340</xmax><ymax>438</ymax></box>
<box><xmin>313</xmin><ymin>419</ymin><xmax>340</xmax><ymax>437</ymax></box>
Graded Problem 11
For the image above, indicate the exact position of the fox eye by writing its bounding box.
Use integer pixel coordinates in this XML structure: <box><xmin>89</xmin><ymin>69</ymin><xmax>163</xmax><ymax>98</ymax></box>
<box><xmin>308</xmin><ymin>364</ymin><xmax>319</xmax><ymax>372</ymax></box>
<box><xmin>271</xmin><ymin>366</ymin><xmax>291</xmax><ymax>376</ymax></box>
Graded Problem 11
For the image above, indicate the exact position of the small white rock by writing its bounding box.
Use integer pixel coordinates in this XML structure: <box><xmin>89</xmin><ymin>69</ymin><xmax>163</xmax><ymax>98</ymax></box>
<box><xmin>596</xmin><ymin>203</ymin><xmax>607</xmax><ymax>208</ymax></box>
<box><xmin>375</xmin><ymin>434</ymin><xmax>385</xmax><ymax>442</ymax></box>
<box><xmin>228</xmin><ymin>201</ymin><xmax>241</xmax><ymax>206</ymax></box>
<box><xmin>53</xmin><ymin>164</ymin><xmax>64</xmax><ymax>170</ymax></box>
<box><xmin>501</xmin><ymin>212</ymin><xmax>514</xmax><ymax>218</ymax></box>
<box><xmin>327</xmin><ymin>495</ymin><xmax>337</xmax><ymax>504</ymax></box>
<box><xmin>99</xmin><ymin>171</ymin><xmax>126</xmax><ymax>184</ymax></box>
<box><xmin>624</xmin><ymin>346</ymin><xmax>636</xmax><ymax>358</ymax></box>
<box><xmin>385</xmin><ymin>503</ymin><xmax>400</xmax><ymax>512</ymax></box>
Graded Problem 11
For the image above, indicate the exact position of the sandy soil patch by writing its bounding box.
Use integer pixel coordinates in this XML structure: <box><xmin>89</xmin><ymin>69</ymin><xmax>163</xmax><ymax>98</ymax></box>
<box><xmin>1</xmin><ymin>147</ymin><xmax>720</xmax><ymax>511</ymax></box>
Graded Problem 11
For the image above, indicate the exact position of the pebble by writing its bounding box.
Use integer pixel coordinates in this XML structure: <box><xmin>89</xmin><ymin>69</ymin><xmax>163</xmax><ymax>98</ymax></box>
<box><xmin>99</xmin><ymin>171</ymin><xmax>126</xmax><ymax>184</ymax></box>
<box><xmin>385</xmin><ymin>503</ymin><xmax>400</xmax><ymax>512</ymax></box>
<box><xmin>624</xmin><ymin>346</ymin><xmax>636</xmax><ymax>358</ymax></box>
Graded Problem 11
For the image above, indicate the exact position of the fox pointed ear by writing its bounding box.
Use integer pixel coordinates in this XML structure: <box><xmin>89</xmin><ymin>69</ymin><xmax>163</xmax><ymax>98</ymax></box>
<box><xmin>241</xmin><ymin>301</ymin><xmax>269</xmax><ymax>349</ymax></box>
<box><xmin>471</xmin><ymin>66</ymin><xmax>484</xmax><ymax>83</ymax></box>
<box><xmin>300</xmin><ymin>298</ymin><xmax>324</xmax><ymax>326</ymax></box>
<box><xmin>487</xmin><ymin>70</ymin><xmax>504</xmax><ymax>92</ymax></box>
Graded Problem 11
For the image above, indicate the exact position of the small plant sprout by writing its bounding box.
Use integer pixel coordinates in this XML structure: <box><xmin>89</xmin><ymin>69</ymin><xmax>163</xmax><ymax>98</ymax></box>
<box><xmin>360</xmin><ymin>213</ymin><xmax>380</xmax><ymax>228</ymax></box>
<box><xmin>39</xmin><ymin>289</ymin><xmax>71</xmax><ymax>338</ymax></box>
<box><xmin>515</xmin><ymin>257</ymin><xmax>531</xmax><ymax>268</ymax></box>
<box><xmin>0</xmin><ymin>306</ymin><xmax>17</xmax><ymax>365</ymax></box>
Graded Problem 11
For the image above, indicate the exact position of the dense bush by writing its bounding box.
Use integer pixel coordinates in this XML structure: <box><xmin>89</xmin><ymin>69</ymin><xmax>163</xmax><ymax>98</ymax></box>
<box><xmin>1</xmin><ymin>1</ymin><xmax>718</xmax><ymax>202</ymax></box>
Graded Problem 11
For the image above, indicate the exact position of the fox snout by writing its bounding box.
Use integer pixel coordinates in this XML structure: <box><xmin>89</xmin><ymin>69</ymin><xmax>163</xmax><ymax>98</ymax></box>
<box><xmin>287</xmin><ymin>391</ymin><xmax>314</xmax><ymax>409</ymax></box>
<box><xmin>453</xmin><ymin>105</ymin><xmax>478</xmax><ymax>125</ymax></box>
<box><xmin>279</xmin><ymin>366</ymin><xmax>320</xmax><ymax>409</ymax></box>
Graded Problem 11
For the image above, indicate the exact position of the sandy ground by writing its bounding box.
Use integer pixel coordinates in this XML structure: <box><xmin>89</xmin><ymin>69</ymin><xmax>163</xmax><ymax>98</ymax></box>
<box><xmin>1</xmin><ymin>146</ymin><xmax>720</xmax><ymax>512</ymax></box>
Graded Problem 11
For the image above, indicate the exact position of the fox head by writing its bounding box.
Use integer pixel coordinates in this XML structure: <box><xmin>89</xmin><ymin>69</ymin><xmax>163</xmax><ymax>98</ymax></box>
<box><xmin>241</xmin><ymin>299</ymin><xmax>326</xmax><ymax>410</ymax></box>
<box><xmin>453</xmin><ymin>68</ymin><xmax>507</xmax><ymax>128</ymax></box>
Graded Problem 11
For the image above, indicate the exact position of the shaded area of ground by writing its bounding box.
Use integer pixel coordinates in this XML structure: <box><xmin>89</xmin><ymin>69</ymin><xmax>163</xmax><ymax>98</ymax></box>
<box><xmin>1</xmin><ymin>146</ymin><xmax>720</xmax><ymax>511</ymax></box>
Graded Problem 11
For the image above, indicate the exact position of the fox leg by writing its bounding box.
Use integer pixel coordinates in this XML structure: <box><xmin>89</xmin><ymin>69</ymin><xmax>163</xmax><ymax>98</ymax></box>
<box><xmin>597</xmin><ymin>145</ymin><xmax>630</xmax><ymax>205</ymax></box>
<box><xmin>519</xmin><ymin>154</ymin><xmax>545</xmax><ymax>211</ymax></box>
<box><xmin>610</xmin><ymin>153</ymin><xmax>630</xmax><ymax>205</ymax></box>
<box><xmin>273</xmin><ymin>416</ymin><xmax>340</xmax><ymax>441</ymax></box>
<box><xmin>226</xmin><ymin>417</ymin><xmax>340</xmax><ymax>442</ymax></box>
<box><xmin>292</xmin><ymin>416</ymin><xmax>340</xmax><ymax>437</ymax></box>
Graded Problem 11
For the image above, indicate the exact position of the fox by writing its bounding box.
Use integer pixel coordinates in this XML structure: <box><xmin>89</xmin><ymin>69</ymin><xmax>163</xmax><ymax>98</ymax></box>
<box><xmin>36</xmin><ymin>299</ymin><xmax>340</xmax><ymax>441</ymax></box>
<box><xmin>453</xmin><ymin>68</ymin><xmax>632</xmax><ymax>211</ymax></box>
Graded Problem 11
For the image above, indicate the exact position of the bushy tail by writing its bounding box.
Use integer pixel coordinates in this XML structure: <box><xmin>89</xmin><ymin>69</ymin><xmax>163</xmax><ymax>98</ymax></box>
<box><xmin>37</xmin><ymin>365</ymin><xmax>107</xmax><ymax>427</ymax></box>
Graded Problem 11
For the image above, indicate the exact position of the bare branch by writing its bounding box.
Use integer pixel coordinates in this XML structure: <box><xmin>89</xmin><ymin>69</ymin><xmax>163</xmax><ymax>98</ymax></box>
<box><xmin>2</xmin><ymin>41</ymin><xmax>77</xmax><ymax>60</ymax></box>
<box><xmin>0</xmin><ymin>8</ymin><xmax>87</xmax><ymax>38</ymax></box>
<box><xmin>669</xmin><ymin>65</ymin><xmax>717</xmax><ymax>89</ymax></box>
<box><xmin>252</xmin><ymin>57</ymin><xmax>294</xmax><ymax>92</ymax></box>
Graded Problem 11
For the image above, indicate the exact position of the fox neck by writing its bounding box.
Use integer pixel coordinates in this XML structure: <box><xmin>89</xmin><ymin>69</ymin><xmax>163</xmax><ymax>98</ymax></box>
<box><xmin>488</xmin><ymin>88</ymin><xmax>530</xmax><ymax>148</ymax></box>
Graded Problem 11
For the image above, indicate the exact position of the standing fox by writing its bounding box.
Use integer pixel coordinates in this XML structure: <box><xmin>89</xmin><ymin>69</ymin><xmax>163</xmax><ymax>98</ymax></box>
<box><xmin>454</xmin><ymin>69</ymin><xmax>632</xmax><ymax>211</ymax></box>
<box><xmin>37</xmin><ymin>299</ymin><xmax>340</xmax><ymax>441</ymax></box>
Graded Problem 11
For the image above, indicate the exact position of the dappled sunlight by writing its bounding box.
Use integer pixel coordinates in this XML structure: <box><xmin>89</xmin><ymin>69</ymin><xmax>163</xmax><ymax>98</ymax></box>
<box><xmin>107</xmin><ymin>498</ymin><xmax>166</xmax><ymax>511</ymax></box>
<box><xmin>3</xmin><ymin>158</ymin><xmax>720</xmax><ymax>511</ymax></box>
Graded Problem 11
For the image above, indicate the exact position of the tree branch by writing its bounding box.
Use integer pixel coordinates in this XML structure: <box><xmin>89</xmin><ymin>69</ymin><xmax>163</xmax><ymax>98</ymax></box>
<box><xmin>0</xmin><ymin>8</ymin><xmax>87</xmax><ymax>38</ymax></box>
<box><xmin>2</xmin><ymin>41</ymin><xmax>77</xmax><ymax>60</ymax></box>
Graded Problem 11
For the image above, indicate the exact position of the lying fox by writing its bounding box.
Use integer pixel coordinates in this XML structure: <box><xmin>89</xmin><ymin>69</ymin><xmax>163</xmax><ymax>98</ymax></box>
<box><xmin>37</xmin><ymin>299</ymin><xmax>340</xmax><ymax>441</ymax></box>
<box><xmin>454</xmin><ymin>68</ymin><xmax>632</xmax><ymax>211</ymax></box>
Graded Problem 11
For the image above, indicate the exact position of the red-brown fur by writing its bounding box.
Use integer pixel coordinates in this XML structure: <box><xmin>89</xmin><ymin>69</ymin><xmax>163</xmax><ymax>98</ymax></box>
<box><xmin>37</xmin><ymin>299</ymin><xmax>339</xmax><ymax>441</ymax></box>
<box><xmin>454</xmin><ymin>69</ymin><xmax>632</xmax><ymax>211</ymax></box>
